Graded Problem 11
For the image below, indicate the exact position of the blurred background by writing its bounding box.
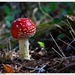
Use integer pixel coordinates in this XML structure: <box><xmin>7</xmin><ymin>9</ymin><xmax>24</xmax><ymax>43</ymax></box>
<box><xmin>0</xmin><ymin>2</ymin><xmax>75</xmax><ymax>51</ymax></box>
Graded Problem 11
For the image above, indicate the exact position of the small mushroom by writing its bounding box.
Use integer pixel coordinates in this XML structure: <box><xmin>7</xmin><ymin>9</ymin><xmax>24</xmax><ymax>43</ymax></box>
<box><xmin>11</xmin><ymin>18</ymin><xmax>36</xmax><ymax>60</ymax></box>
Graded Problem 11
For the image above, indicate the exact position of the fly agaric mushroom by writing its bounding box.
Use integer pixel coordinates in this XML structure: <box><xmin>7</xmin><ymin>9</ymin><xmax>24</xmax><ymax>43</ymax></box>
<box><xmin>11</xmin><ymin>18</ymin><xmax>36</xmax><ymax>60</ymax></box>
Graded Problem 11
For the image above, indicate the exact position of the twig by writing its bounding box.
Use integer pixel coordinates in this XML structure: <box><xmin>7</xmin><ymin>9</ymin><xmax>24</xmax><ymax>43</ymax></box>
<box><xmin>65</xmin><ymin>55</ymin><xmax>75</xmax><ymax>59</ymax></box>
<box><xmin>52</xmin><ymin>47</ymin><xmax>63</xmax><ymax>58</ymax></box>
<box><xmin>57</xmin><ymin>63</ymin><xmax>75</xmax><ymax>73</ymax></box>
<box><xmin>38</xmin><ymin>2</ymin><xmax>53</xmax><ymax>21</ymax></box>
<box><xmin>30</xmin><ymin>66</ymin><xmax>38</xmax><ymax>73</ymax></box>
<box><xmin>58</xmin><ymin>38</ymin><xmax>75</xmax><ymax>50</ymax></box>
<box><xmin>67</xmin><ymin>20</ymin><xmax>75</xmax><ymax>36</ymax></box>
<box><xmin>16</xmin><ymin>64</ymin><xmax>23</xmax><ymax>72</ymax></box>
<box><xmin>67</xmin><ymin>39</ymin><xmax>75</xmax><ymax>49</ymax></box>
<box><xmin>61</xmin><ymin>20</ymin><xmax>69</xmax><ymax>27</ymax></box>
<box><xmin>50</xmin><ymin>33</ymin><xmax>66</xmax><ymax>58</ymax></box>
<box><xmin>54</xmin><ymin>24</ymin><xmax>67</xmax><ymax>34</ymax></box>
<box><xmin>8</xmin><ymin>40</ymin><xmax>12</xmax><ymax>51</ymax></box>
<box><xmin>69</xmin><ymin>30</ymin><xmax>75</xmax><ymax>40</ymax></box>
<box><xmin>12</xmin><ymin>46</ymin><xmax>19</xmax><ymax>51</ymax></box>
<box><xmin>61</xmin><ymin>20</ymin><xmax>75</xmax><ymax>39</ymax></box>
<box><xmin>38</xmin><ymin>64</ymin><xmax>46</xmax><ymax>73</ymax></box>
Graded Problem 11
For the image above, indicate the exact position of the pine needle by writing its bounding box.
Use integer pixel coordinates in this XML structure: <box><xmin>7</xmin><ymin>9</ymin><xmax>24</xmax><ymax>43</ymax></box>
<box><xmin>50</xmin><ymin>33</ymin><xmax>66</xmax><ymax>58</ymax></box>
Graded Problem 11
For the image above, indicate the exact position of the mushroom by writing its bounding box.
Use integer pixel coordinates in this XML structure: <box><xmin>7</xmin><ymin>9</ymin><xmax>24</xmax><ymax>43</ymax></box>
<box><xmin>11</xmin><ymin>18</ymin><xmax>36</xmax><ymax>60</ymax></box>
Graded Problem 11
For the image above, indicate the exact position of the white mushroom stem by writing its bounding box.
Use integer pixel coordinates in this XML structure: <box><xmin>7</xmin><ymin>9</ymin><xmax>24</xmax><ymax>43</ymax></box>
<box><xmin>19</xmin><ymin>38</ymin><xmax>30</xmax><ymax>60</ymax></box>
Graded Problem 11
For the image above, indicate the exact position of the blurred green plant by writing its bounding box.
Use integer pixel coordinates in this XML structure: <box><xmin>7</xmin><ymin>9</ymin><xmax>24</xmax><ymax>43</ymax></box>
<box><xmin>57</xmin><ymin>33</ymin><xmax>66</xmax><ymax>39</ymax></box>
<box><xmin>4</xmin><ymin>4</ymin><xmax>21</xmax><ymax>29</ymax></box>
<box><xmin>37</xmin><ymin>41</ymin><xmax>45</xmax><ymax>48</ymax></box>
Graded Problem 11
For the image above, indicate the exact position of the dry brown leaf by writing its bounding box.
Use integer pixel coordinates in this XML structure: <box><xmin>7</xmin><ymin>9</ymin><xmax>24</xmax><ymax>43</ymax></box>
<box><xmin>3</xmin><ymin>64</ymin><xmax>14</xmax><ymax>73</ymax></box>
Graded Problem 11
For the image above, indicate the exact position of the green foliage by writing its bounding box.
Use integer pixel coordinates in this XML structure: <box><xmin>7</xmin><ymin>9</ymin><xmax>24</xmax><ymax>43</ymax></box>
<box><xmin>4</xmin><ymin>5</ymin><xmax>11</xmax><ymax>15</ymax></box>
<box><xmin>37</xmin><ymin>41</ymin><xmax>45</xmax><ymax>48</ymax></box>
<box><xmin>57</xmin><ymin>33</ymin><xmax>66</xmax><ymax>39</ymax></box>
<box><xmin>5</xmin><ymin>20</ymin><xmax>11</xmax><ymax>28</ymax></box>
<box><xmin>53</xmin><ymin>18</ymin><xmax>61</xmax><ymax>24</ymax></box>
<box><xmin>12</xmin><ymin>10</ymin><xmax>20</xmax><ymax>15</ymax></box>
<box><xmin>40</xmin><ymin>2</ymin><xmax>56</xmax><ymax>13</ymax></box>
<box><xmin>41</xmin><ymin>6</ymin><xmax>50</xmax><ymax>13</ymax></box>
<box><xmin>4</xmin><ymin>4</ymin><xmax>20</xmax><ymax>29</ymax></box>
<box><xmin>4</xmin><ymin>15</ymin><xmax>14</xmax><ymax>28</ymax></box>
<box><xmin>61</xmin><ymin>10</ymin><xmax>67</xmax><ymax>16</ymax></box>
<box><xmin>50</xmin><ymin>2</ymin><xmax>56</xmax><ymax>11</ymax></box>
<box><xmin>4</xmin><ymin>15</ymin><xmax>14</xmax><ymax>21</ymax></box>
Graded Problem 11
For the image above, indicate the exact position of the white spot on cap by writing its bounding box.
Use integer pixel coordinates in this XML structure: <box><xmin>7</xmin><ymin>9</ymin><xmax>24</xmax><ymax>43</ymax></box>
<box><xmin>23</xmin><ymin>29</ymin><xmax>26</xmax><ymax>31</ymax></box>
<box><xmin>18</xmin><ymin>19</ymin><xmax>21</xmax><ymax>21</ymax></box>
<box><xmin>27</xmin><ymin>22</ymin><xmax>31</xmax><ymax>26</ymax></box>
<box><xmin>20</xmin><ymin>23</ymin><xmax>22</xmax><ymax>25</ymax></box>
<box><xmin>14</xmin><ymin>20</ymin><xmax>16</xmax><ymax>22</ymax></box>
<box><xmin>27</xmin><ymin>20</ymin><xmax>29</xmax><ymax>21</ymax></box>
<box><xmin>31</xmin><ymin>29</ymin><xmax>35</xmax><ymax>32</ymax></box>
<box><xmin>29</xmin><ymin>31</ymin><xmax>32</xmax><ymax>32</ymax></box>
<box><xmin>16</xmin><ymin>25</ymin><xmax>19</xmax><ymax>28</ymax></box>
<box><xmin>18</xmin><ymin>32</ymin><xmax>23</xmax><ymax>35</ymax></box>
<box><xmin>19</xmin><ymin>29</ymin><xmax>22</xmax><ymax>31</ymax></box>
<box><xmin>24</xmin><ymin>32</ymin><xmax>26</xmax><ymax>34</ymax></box>
<box><xmin>32</xmin><ymin>26</ymin><xmax>35</xmax><ymax>28</ymax></box>
<box><xmin>27</xmin><ymin>27</ymin><xmax>30</xmax><ymax>30</ymax></box>
<box><xmin>27</xmin><ymin>33</ymin><xmax>30</xmax><ymax>35</ymax></box>
<box><xmin>18</xmin><ymin>34</ymin><xmax>21</xmax><ymax>36</ymax></box>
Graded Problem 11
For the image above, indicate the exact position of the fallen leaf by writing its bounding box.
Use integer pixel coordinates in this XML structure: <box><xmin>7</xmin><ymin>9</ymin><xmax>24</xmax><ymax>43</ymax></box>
<box><xmin>3</xmin><ymin>64</ymin><xmax>14</xmax><ymax>73</ymax></box>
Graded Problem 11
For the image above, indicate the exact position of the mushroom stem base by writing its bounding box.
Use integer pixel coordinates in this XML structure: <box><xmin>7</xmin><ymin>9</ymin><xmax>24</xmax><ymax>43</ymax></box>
<box><xmin>19</xmin><ymin>38</ymin><xmax>30</xmax><ymax>60</ymax></box>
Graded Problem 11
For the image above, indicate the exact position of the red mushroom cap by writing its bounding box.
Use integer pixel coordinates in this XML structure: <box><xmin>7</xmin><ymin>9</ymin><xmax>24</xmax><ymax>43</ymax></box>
<box><xmin>11</xmin><ymin>18</ymin><xmax>36</xmax><ymax>39</ymax></box>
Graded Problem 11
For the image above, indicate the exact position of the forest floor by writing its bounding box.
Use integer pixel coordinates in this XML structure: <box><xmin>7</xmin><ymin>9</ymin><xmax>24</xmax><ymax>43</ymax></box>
<box><xmin>0</xmin><ymin>29</ymin><xmax>75</xmax><ymax>73</ymax></box>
